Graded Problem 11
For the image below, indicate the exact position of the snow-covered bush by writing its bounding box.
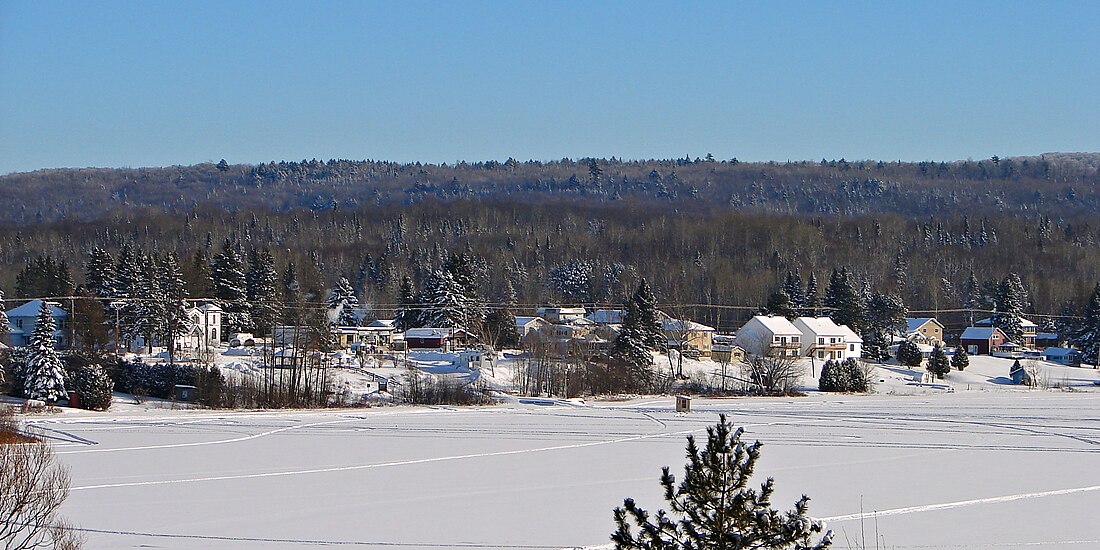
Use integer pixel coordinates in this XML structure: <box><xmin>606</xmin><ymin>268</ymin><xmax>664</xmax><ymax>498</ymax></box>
<box><xmin>67</xmin><ymin>364</ymin><xmax>113</xmax><ymax>411</ymax></box>
<box><xmin>819</xmin><ymin>358</ymin><xmax>871</xmax><ymax>393</ymax></box>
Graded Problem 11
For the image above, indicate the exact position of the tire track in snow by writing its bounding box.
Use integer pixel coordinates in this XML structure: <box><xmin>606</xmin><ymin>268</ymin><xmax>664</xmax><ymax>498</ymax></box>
<box><xmin>69</xmin><ymin>427</ymin><xmax>702</xmax><ymax>491</ymax></box>
<box><xmin>820</xmin><ymin>483</ymin><xmax>1100</xmax><ymax>522</ymax></box>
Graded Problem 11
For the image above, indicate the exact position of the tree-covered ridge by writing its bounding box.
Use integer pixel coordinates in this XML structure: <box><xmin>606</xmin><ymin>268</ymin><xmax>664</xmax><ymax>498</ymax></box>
<box><xmin>2</xmin><ymin>153</ymin><xmax>1099</xmax><ymax>224</ymax></box>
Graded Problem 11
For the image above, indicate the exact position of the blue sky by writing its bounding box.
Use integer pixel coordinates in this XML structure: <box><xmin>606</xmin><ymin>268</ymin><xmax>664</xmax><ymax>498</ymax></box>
<box><xmin>1</xmin><ymin>0</ymin><xmax>1097</xmax><ymax>174</ymax></box>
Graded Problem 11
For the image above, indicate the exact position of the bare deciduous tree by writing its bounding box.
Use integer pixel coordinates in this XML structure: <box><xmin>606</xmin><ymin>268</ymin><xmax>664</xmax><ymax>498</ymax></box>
<box><xmin>1</xmin><ymin>410</ymin><xmax>84</xmax><ymax>549</ymax></box>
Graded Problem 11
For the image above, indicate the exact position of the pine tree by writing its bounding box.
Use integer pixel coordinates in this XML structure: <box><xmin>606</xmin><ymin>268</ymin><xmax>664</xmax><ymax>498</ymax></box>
<box><xmin>23</xmin><ymin>301</ymin><xmax>67</xmax><ymax>402</ymax></box>
<box><xmin>210</xmin><ymin>240</ymin><xmax>251</xmax><ymax>336</ymax></box>
<box><xmin>992</xmin><ymin>273</ymin><xmax>1027</xmax><ymax>343</ymax></box>
<box><xmin>896</xmin><ymin>340</ymin><xmax>923</xmax><ymax>368</ymax></box>
<box><xmin>631</xmin><ymin>279</ymin><xmax>664</xmax><ymax>352</ymax></box>
<box><xmin>764</xmin><ymin>289</ymin><xmax>798</xmax><ymax>320</ymax></box>
<box><xmin>951</xmin><ymin>345</ymin><xmax>969</xmax><ymax>371</ymax></box>
<box><xmin>613</xmin><ymin>414</ymin><xmax>832</xmax><ymax>550</ymax></box>
<box><xmin>157</xmin><ymin>253</ymin><xmax>190</xmax><ymax>363</ymax></box>
<box><xmin>817</xmin><ymin>359</ymin><xmax>846</xmax><ymax>392</ymax></box>
<box><xmin>803</xmin><ymin>273</ymin><xmax>819</xmax><ymax>316</ymax></box>
<box><xmin>130</xmin><ymin>253</ymin><xmax>165</xmax><ymax>352</ymax></box>
<box><xmin>246</xmin><ymin>249</ymin><xmax>281</xmax><ymax>335</ymax></box>
<box><xmin>326</xmin><ymin>277</ymin><xmax>360</xmax><ymax>326</ymax></box>
<box><xmin>927</xmin><ymin>344</ymin><xmax>950</xmax><ymax>379</ymax></box>
<box><xmin>612</xmin><ymin>299</ymin><xmax>655</xmax><ymax>389</ymax></box>
<box><xmin>823</xmin><ymin>269</ymin><xmax>865</xmax><ymax>334</ymax></box>
<box><xmin>420</xmin><ymin>269</ymin><xmax>468</xmax><ymax>329</ymax></box>
<box><xmin>862</xmin><ymin>293</ymin><xmax>907</xmax><ymax>362</ymax></box>
<box><xmin>395</xmin><ymin>275</ymin><xmax>420</xmax><ymax>331</ymax></box>
<box><xmin>84</xmin><ymin>246</ymin><xmax>116</xmax><ymax>298</ymax></box>
<box><xmin>782</xmin><ymin>271</ymin><xmax>804</xmax><ymax>310</ymax></box>
<box><xmin>1071</xmin><ymin>282</ymin><xmax>1100</xmax><ymax>366</ymax></box>
<box><xmin>67</xmin><ymin>363</ymin><xmax>113</xmax><ymax>410</ymax></box>
<box><xmin>0</xmin><ymin>288</ymin><xmax>9</xmax><ymax>345</ymax></box>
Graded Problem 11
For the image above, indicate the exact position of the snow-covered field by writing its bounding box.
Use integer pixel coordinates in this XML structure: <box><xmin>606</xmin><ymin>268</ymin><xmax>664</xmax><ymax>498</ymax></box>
<box><xmin>21</xmin><ymin>378</ymin><xmax>1100</xmax><ymax>549</ymax></box>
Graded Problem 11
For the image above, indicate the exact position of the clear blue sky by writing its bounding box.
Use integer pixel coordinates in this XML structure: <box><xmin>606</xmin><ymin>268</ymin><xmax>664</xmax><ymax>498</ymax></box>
<box><xmin>1</xmin><ymin>0</ymin><xmax>1097</xmax><ymax>174</ymax></box>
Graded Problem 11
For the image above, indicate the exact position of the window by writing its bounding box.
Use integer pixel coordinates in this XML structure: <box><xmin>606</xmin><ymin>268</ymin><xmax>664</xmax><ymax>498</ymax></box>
<box><xmin>850</xmin><ymin>343</ymin><xmax>855</xmax><ymax>351</ymax></box>
<box><xmin>818</xmin><ymin>337</ymin><xmax>824</xmax><ymax>345</ymax></box>
<box><xmin>15</xmin><ymin>319</ymin><xmax>22</xmax><ymax>329</ymax></box>
<box><xmin>817</xmin><ymin>351</ymin><xmax>824</xmax><ymax>359</ymax></box>
<box><xmin>830</xmin><ymin>337</ymin><xmax>837</xmax><ymax>344</ymax></box>
<box><xmin>791</xmin><ymin>336</ymin><xmax>799</xmax><ymax>343</ymax></box>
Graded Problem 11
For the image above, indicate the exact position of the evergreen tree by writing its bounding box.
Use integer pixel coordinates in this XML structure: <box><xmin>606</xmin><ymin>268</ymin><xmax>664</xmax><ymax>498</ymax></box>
<box><xmin>763</xmin><ymin>289</ymin><xmax>798</xmax><ymax>320</ymax></box>
<box><xmin>130</xmin><ymin>253</ymin><xmax>165</xmax><ymax>352</ymax></box>
<box><xmin>246</xmin><ymin>249</ymin><xmax>281</xmax><ymax>335</ymax></box>
<box><xmin>631</xmin><ymin>278</ymin><xmax>664</xmax><ymax>352</ymax></box>
<box><xmin>1071</xmin><ymin>282</ymin><xmax>1100</xmax><ymax>365</ymax></box>
<box><xmin>782</xmin><ymin>271</ymin><xmax>804</xmax><ymax>310</ymax></box>
<box><xmin>157</xmin><ymin>253</ymin><xmax>190</xmax><ymax>363</ymax></box>
<box><xmin>482</xmin><ymin>308</ymin><xmax>519</xmax><ymax>349</ymax></box>
<box><xmin>612</xmin><ymin>299</ymin><xmax>655</xmax><ymax>388</ymax></box>
<box><xmin>896</xmin><ymin>340</ymin><xmax>923</xmax><ymax>368</ymax></box>
<box><xmin>210</xmin><ymin>240</ymin><xmax>251</xmax><ymax>336</ymax></box>
<box><xmin>326</xmin><ymin>277</ymin><xmax>360</xmax><ymax>326</ymax></box>
<box><xmin>823</xmin><ymin>269</ymin><xmax>865</xmax><ymax>334</ymax></box>
<box><xmin>420</xmin><ymin>269</ymin><xmax>468</xmax><ymax>329</ymax></box>
<box><xmin>862</xmin><ymin>293</ymin><xmax>907</xmax><ymax>361</ymax></box>
<box><xmin>927</xmin><ymin>344</ymin><xmax>950</xmax><ymax>379</ymax></box>
<box><xmin>0</xmin><ymin>288</ymin><xmax>8</xmax><ymax>345</ymax></box>
<box><xmin>612</xmin><ymin>414</ymin><xmax>832</xmax><ymax>550</ymax></box>
<box><xmin>84</xmin><ymin>246</ymin><xmax>117</xmax><ymax>298</ymax></box>
<box><xmin>67</xmin><ymin>363</ymin><xmax>113</xmax><ymax>410</ymax></box>
<box><xmin>803</xmin><ymin>273</ymin><xmax>819</xmax><ymax>316</ymax></box>
<box><xmin>23</xmin><ymin>301</ymin><xmax>67</xmax><ymax>402</ymax></box>
<box><xmin>395</xmin><ymin>275</ymin><xmax>420</xmax><ymax>331</ymax></box>
<box><xmin>817</xmin><ymin>359</ymin><xmax>846</xmax><ymax>392</ymax></box>
<box><xmin>992</xmin><ymin>273</ymin><xmax>1028</xmax><ymax>343</ymax></box>
<box><xmin>951</xmin><ymin>345</ymin><xmax>969</xmax><ymax>371</ymax></box>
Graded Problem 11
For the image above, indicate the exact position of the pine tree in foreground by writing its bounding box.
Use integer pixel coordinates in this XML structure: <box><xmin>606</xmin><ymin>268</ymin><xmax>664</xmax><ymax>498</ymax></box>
<box><xmin>926</xmin><ymin>345</ymin><xmax>951</xmax><ymax>380</ymax></box>
<box><xmin>24</xmin><ymin>301</ymin><xmax>67</xmax><ymax>402</ymax></box>
<box><xmin>951</xmin><ymin>345</ymin><xmax>969</xmax><ymax>371</ymax></box>
<box><xmin>613</xmin><ymin>414</ymin><xmax>831</xmax><ymax>550</ymax></box>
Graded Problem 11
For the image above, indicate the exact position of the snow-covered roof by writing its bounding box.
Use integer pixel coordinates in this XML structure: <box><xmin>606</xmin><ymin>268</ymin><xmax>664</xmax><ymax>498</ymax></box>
<box><xmin>1036</xmin><ymin>332</ymin><xmax>1059</xmax><ymax>340</ymax></box>
<box><xmin>961</xmin><ymin>327</ymin><xmax>1005</xmax><ymax>340</ymax></box>
<box><xmin>661</xmin><ymin>318</ymin><xmax>715</xmax><ymax>332</ymax></box>
<box><xmin>404</xmin><ymin>327</ymin><xmax>469</xmax><ymax>339</ymax></box>
<box><xmin>197</xmin><ymin>303</ymin><xmax>223</xmax><ymax>312</ymax></box>
<box><xmin>587</xmin><ymin>309</ymin><xmax>625</xmax><ymax>325</ymax></box>
<box><xmin>975</xmin><ymin>316</ymin><xmax>1037</xmax><ymax>328</ymax></box>
<box><xmin>745</xmin><ymin>315</ymin><xmax>800</xmax><ymax>335</ymax></box>
<box><xmin>837</xmin><ymin>324</ymin><xmax>863</xmax><ymax>343</ymax></box>
<box><xmin>5</xmin><ymin>299</ymin><xmax>67</xmax><ymax>319</ymax></box>
<box><xmin>514</xmin><ymin>316</ymin><xmax>545</xmax><ymax>327</ymax></box>
<box><xmin>535</xmin><ymin>307</ymin><xmax>586</xmax><ymax>315</ymax></box>
<box><xmin>1043</xmin><ymin>347</ymin><xmax>1078</xmax><ymax>356</ymax></box>
<box><xmin>905</xmin><ymin>317</ymin><xmax>941</xmax><ymax>333</ymax></box>
<box><xmin>366</xmin><ymin>319</ymin><xmax>395</xmax><ymax>328</ymax></box>
<box><xmin>793</xmin><ymin>316</ymin><xmax>845</xmax><ymax>337</ymax></box>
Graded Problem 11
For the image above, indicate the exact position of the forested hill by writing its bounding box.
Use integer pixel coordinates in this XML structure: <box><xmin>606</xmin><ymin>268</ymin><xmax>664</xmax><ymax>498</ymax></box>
<box><xmin>3</xmin><ymin>153</ymin><xmax>1099</xmax><ymax>225</ymax></box>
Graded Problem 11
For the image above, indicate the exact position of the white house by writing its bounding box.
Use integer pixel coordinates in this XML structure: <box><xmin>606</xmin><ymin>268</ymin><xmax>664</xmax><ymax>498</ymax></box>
<box><xmin>837</xmin><ymin>324</ymin><xmax>863</xmax><ymax>359</ymax></box>
<box><xmin>514</xmin><ymin>316</ymin><xmax>550</xmax><ymax>339</ymax></box>
<box><xmin>735</xmin><ymin>315</ymin><xmax>802</xmax><ymax>358</ymax></box>
<box><xmin>534</xmin><ymin>307</ymin><xmax>587</xmax><ymax>323</ymax></box>
<box><xmin>793</xmin><ymin>317</ymin><xmax>851</xmax><ymax>361</ymax></box>
<box><xmin>5</xmin><ymin>300</ymin><xmax>68</xmax><ymax>348</ymax></box>
<box><xmin>132</xmin><ymin>302</ymin><xmax>222</xmax><ymax>352</ymax></box>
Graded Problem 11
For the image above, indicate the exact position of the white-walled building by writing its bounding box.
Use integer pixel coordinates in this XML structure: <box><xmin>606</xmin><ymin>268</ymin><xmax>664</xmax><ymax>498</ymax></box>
<box><xmin>793</xmin><ymin>317</ymin><xmax>849</xmax><ymax>360</ymax></box>
<box><xmin>736</xmin><ymin>315</ymin><xmax>802</xmax><ymax>358</ymax></box>
<box><xmin>5</xmin><ymin>300</ymin><xmax>68</xmax><ymax>348</ymax></box>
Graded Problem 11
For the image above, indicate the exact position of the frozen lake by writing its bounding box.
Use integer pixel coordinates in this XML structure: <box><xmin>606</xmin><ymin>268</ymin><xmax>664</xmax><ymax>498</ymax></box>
<box><xmin>25</xmin><ymin>392</ymin><xmax>1100</xmax><ymax>549</ymax></box>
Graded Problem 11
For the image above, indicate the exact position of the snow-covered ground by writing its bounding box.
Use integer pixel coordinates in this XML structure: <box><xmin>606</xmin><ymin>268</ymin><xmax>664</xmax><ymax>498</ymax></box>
<box><xmin>18</xmin><ymin>369</ymin><xmax>1100</xmax><ymax>549</ymax></box>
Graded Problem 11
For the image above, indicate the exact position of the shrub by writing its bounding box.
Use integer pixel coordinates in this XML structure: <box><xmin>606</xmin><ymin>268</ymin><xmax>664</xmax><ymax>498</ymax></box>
<box><xmin>67</xmin><ymin>365</ymin><xmax>113</xmax><ymax>411</ymax></box>
<box><xmin>819</xmin><ymin>358</ymin><xmax>871</xmax><ymax>393</ymax></box>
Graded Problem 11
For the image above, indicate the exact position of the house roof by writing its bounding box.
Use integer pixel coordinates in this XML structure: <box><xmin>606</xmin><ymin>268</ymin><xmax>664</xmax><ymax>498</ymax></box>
<box><xmin>975</xmin><ymin>316</ymin><xmax>1037</xmax><ymax>328</ymax></box>
<box><xmin>5</xmin><ymin>299</ymin><xmax>67</xmax><ymax>319</ymax></box>
<box><xmin>661</xmin><ymin>318</ymin><xmax>715</xmax><ymax>332</ymax></box>
<box><xmin>837</xmin><ymin>324</ymin><xmax>863</xmax><ymax>343</ymax></box>
<box><xmin>905</xmin><ymin>317</ymin><xmax>942</xmax><ymax>333</ymax></box>
<box><xmin>745</xmin><ymin>315</ymin><xmax>800</xmax><ymax>335</ymax></box>
<box><xmin>196</xmin><ymin>303</ymin><xmax>223</xmax><ymax>312</ymax></box>
<box><xmin>366</xmin><ymin>319</ymin><xmax>395</xmax><ymax>328</ymax></box>
<box><xmin>793</xmin><ymin>316</ymin><xmax>846</xmax><ymax>337</ymax></box>
<box><xmin>961</xmin><ymin>327</ymin><xmax>1006</xmax><ymax>340</ymax></box>
<box><xmin>535</xmin><ymin>307</ymin><xmax>586</xmax><ymax>316</ymax></box>
<box><xmin>587</xmin><ymin>309</ymin><xmax>625</xmax><ymax>324</ymax></box>
<box><xmin>514</xmin><ymin>316</ymin><xmax>545</xmax><ymax>328</ymax></box>
<box><xmin>404</xmin><ymin>327</ymin><xmax>470</xmax><ymax>339</ymax></box>
<box><xmin>1043</xmin><ymin>347</ymin><xmax>1078</xmax><ymax>356</ymax></box>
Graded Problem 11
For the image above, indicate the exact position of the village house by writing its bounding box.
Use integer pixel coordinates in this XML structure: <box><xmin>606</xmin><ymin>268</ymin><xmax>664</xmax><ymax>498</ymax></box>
<box><xmin>975</xmin><ymin>316</ymin><xmax>1038</xmax><ymax>348</ymax></box>
<box><xmin>534</xmin><ymin>307</ymin><xmax>587</xmax><ymax>323</ymax></box>
<box><xmin>1043</xmin><ymin>347</ymin><xmax>1082</xmax><ymax>367</ymax></box>
<box><xmin>905</xmin><ymin>317</ymin><xmax>945</xmax><ymax>346</ymax></box>
<box><xmin>586</xmin><ymin>309</ymin><xmax>625</xmax><ymax>325</ymax></box>
<box><xmin>514</xmin><ymin>316</ymin><xmax>550</xmax><ymax>339</ymax></box>
<box><xmin>736</xmin><ymin>315</ymin><xmax>801</xmax><ymax>358</ymax></box>
<box><xmin>661</xmin><ymin>317</ymin><xmax>715</xmax><ymax>358</ymax></box>
<box><xmin>5</xmin><ymin>300</ymin><xmax>68</xmax><ymax>348</ymax></box>
<box><xmin>129</xmin><ymin>302</ymin><xmax>223</xmax><ymax>353</ymax></box>
<box><xmin>711</xmin><ymin>344</ymin><xmax>746</xmax><ymax>364</ymax></box>
<box><xmin>793</xmin><ymin>317</ymin><xmax>853</xmax><ymax>361</ymax></box>
<box><xmin>960</xmin><ymin>326</ymin><xmax>1010</xmax><ymax>355</ymax></box>
<box><xmin>403</xmin><ymin>327</ymin><xmax>475</xmax><ymax>351</ymax></box>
